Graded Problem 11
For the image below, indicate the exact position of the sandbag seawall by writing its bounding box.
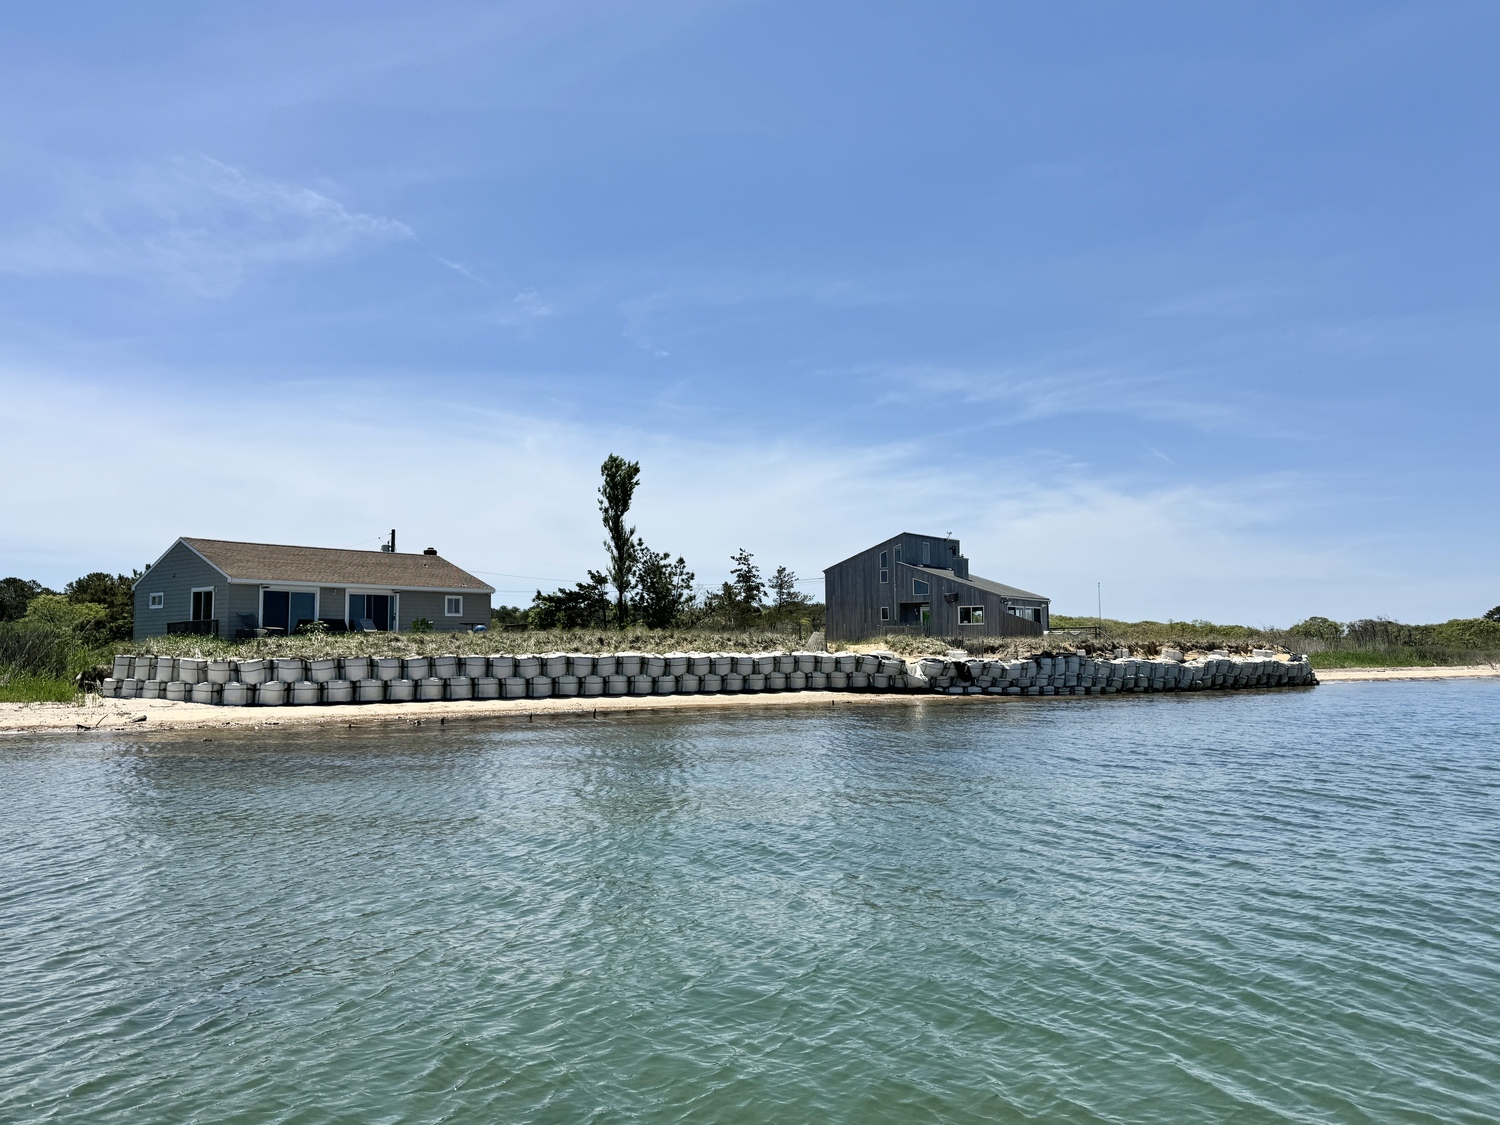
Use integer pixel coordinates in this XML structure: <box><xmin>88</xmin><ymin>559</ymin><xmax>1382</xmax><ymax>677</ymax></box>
<box><xmin>910</xmin><ymin>652</ymin><xmax>1316</xmax><ymax>694</ymax></box>
<box><xmin>96</xmin><ymin>650</ymin><xmax>1314</xmax><ymax>707</ymax></box>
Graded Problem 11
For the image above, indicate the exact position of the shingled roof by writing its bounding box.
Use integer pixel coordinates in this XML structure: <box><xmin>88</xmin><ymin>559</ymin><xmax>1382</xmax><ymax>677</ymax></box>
<box><xmin>906</xmin><ymin>564</ymin><xmax>1048</xmax><ymax>602</ymax></box>
<box><xmin>167</xmin><ymin>538</ymin><xmax>494</xmax><ymax>592</ymax></box>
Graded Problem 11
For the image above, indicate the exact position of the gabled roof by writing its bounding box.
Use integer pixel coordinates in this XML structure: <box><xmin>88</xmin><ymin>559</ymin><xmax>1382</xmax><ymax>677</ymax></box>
<box><xmin>906</xmin><ymin>564</ymin><xmax>1048</xmax><ymax>602</ymax></box>
<box><xmin>143</xmin><ymin>538</ymin><xmax>494</xmax><ymax>592</ymax></box>
<box><xmin>824</xmin><ymin>532</ymin><xmax>959</xmax><ymax>571</ymax></box>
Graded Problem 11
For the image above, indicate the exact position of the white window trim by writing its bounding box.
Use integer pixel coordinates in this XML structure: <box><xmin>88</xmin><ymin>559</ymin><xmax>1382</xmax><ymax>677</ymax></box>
<box><xmin>879</xmin><ymin>606</ymin><xmax>890</xmax><ymax>622</ymax></box>
<box><xmin>444</xmin><ymin>595</ymin><xmax>463</xmax><ymax>617</ymax></box>
<box><xmin>958</xmin><ymin>605</ymin><xmax>985</xmax><ymax>625</ymax></box>
<box><xmin>148</xmin><ymin>592</ymin><xmax>164</xmax><ymax>610</ymax></box>
<box><xmin>190</xmin><ymin>586</ymin><xmax>217</xmax><ymax>620</ymax></box>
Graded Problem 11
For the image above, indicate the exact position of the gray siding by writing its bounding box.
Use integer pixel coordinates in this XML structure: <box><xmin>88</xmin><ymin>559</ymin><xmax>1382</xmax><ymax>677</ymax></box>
<box><xmin>134</xmin><ymin>541</ymin><xmax>229</xmax><ymax>639</ymax></box>
<box><xmin>223</xmin><ymin>583</ymin><xmax>263</xmax><ymax>637</ymax></box>
<box><xmin>398</xmin><ymin>589</ymin><xmax>491</xmax><ymax>632</ymax></box>
<box><xmin>824</xmin><ymin>533</ymin><xmax>1046</xmax><ymax>642</ymax></box>
<box><xmin>138</xmin><ymin>538</ymin><xmax>494</xmax><ymax>638</ymax></box>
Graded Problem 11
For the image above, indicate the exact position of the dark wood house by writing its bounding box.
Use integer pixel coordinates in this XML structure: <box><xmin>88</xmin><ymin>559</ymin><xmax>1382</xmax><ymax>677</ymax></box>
<box><xmin>824</xmin><ymin>532</ymin><xmax>1048</xmax><ymax>642</ymax></box>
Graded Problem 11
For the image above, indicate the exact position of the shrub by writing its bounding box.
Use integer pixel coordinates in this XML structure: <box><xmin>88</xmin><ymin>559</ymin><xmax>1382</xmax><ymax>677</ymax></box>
<box><xmin>409</xmin><ymin>618</ymin><xmax>433</xmax><ymax>633</ymax></box>
<box><xmin>1288</xmin><ymin>616</ymin><xmax>1343</xmax><ymax>642</ymax></box>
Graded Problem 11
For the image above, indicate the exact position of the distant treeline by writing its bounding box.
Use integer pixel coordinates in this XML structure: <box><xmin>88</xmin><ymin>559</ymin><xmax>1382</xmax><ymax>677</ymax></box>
<box><xmin>1049</xmin><ymin>610</ymin><xmax>1500</xmax><ymax>668</ymax></box>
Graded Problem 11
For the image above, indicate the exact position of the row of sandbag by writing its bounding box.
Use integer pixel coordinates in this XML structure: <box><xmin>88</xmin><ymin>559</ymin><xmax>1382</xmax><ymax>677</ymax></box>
<box><xmin>911</xmin><ymin>652</ymin><xmax>1315</xmax><ymax>694</ymax></box>
<box><xmin>99</xmin><ymin>651</ymin><xmax>914</xmax><ymax>705</ymax></box>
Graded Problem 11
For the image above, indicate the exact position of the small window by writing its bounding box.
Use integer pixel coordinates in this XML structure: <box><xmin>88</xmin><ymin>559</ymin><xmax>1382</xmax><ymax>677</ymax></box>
<box><xmin>148</xmin><ymin>592</ymin><xmax>164</xmax><ymax>610</ymax></box>
<box><xmin>894</xmin><ymin>544</ymin><xmax>902</xmax><ymax>562</ymax></box>
<box><xmin>913</xmin><ymin>579</ymin><xmax>929</xmax><ymax>596</ymax></box>
<box><xmin>445</xmin><ymin>595</ymin><xmax>463</xmax><ymax>617</ymax></box>
<box><xmin>879</xmin><ymin>569</ymin><xmax>888</xmax><ymax>584</ymax></box>
<box><xmin>922</xmin><ymin>541</ymin><xmax>931</xmax><ymax>565</ymax></box>
<box><xmin>958</xmin><ymin>606</ymin><xmax>985</xmax><ymax>625</ymax></box>
<box><xmin>880</xmin><ymin>606</ymin><xmax>890</xmax><ymax>622</ymax></box>
<box><xmin>879</xmin><ymin>550</ymin><xmax>889</xmax><ymax>568</ymax></box>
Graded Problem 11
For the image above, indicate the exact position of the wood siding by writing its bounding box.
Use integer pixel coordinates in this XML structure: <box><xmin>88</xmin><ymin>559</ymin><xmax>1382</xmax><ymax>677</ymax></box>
<box><xmin>824</xmin><ymin>534</ymin><xmax>1047</xmax><ymax>642</ymax></box>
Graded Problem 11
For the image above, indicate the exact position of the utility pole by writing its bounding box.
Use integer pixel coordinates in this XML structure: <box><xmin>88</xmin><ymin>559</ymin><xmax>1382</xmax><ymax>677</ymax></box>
<box><xmin>1097</xmin><ymin>582</ymin><xmax>1103</xmax><ymax>635</ymax></box>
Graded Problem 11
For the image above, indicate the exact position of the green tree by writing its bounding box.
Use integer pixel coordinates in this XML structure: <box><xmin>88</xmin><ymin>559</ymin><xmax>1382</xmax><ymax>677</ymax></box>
<box><xmin>23</xmin><ymin>594</ymin><xmax>106</xmax><ymax>631</ymax></box>
<box><xmin>0</xmin><ymin>577</ymin><xmax>49</xmax><ymax>623</ymax></box>
<box><xmin>1485</xmin><ymin>606</ymin><xmax>1500</xmax><ymax>622</ymax></box>
<box><xmin>529</xmin><ymin>572</ymin><xmax>612</xmax><ymax>629</ymax></box>
<box><xmin>730</xmin><ymin>549</ymin><xmax>764</xmax><ymax>610</ymax></box>
<box><xmin>1288</xmin><ymin>616</ymin><xmax>1343</xmax><ymax>643</ymax></box>
<box><xmin>598</xmin><ymin>454</ymin><xmax>641</xmax><ymax>624</ymax></box>
<box><xmin>770</xmin><ymin>565</ymin><xmax>810</xmax><ymax>609</ymax></box>
<box><xmin>634</xmin><ymin>544</ymin><xmax>695</xmax><ymax>628</ymax></box>
<box><xmin>64</xmin><ymin>571</ymin><xmax>137</xmax><ymax>641</ymax></box>
<box><xmin>699</xmin><ymin>549</ymin><xmax>765</xmax><ymax>628</ymax></box>
<box><xmin>490</xmin><ymin>605</ymin><xmax>530</xmax><ymax>627</ymax></box>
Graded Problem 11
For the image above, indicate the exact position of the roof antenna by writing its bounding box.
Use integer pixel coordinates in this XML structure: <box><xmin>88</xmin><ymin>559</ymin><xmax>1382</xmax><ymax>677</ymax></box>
<box><xmin>381</xmin><ymin>529</ymin><xmax>396</xmax><ymax>553</ymax></box>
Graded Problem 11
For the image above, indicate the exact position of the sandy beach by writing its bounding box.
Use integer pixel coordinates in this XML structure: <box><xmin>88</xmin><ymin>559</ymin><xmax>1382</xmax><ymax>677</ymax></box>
<box><xmin>1312</xmin><ymin>664</ymin><xmax>1500</xmax><ymax>683</ymax></box>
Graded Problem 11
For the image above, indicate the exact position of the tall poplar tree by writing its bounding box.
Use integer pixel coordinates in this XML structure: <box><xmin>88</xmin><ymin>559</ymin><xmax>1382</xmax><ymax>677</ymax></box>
<box><xmin>598</xmin><ymin>454</ymin><xmax>641</xmax><ymax>624</ymax></box>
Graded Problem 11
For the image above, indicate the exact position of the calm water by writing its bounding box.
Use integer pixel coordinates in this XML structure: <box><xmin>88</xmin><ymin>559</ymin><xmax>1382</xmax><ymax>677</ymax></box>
<box><xmin>3</xmin><ymin>683</ymin><xmax>1498</xmax><ymax>1124</ymax></box>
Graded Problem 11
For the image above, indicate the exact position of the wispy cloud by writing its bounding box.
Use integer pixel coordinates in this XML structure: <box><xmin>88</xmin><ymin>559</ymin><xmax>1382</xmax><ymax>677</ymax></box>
<box><xmin>866</xmin><ymin>356</ymin><xmax>1246</xmax><ymax>431</ymax></box>
<box><xmin>491</xmin><ymin>288</ymin><xmax>558</xmax><ymax>330</ymax></box>
<box><xmin>0</xmin><ymin>156</ymin><xmax>413</xmax><ymax>295</ymax></box>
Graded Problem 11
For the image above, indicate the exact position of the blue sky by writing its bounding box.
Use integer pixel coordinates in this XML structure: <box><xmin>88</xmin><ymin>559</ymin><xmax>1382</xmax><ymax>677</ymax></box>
<box><xmin>1</xmin><ymin>1</ymin><xmax>1496</xmax><ymax>623</ymax></box>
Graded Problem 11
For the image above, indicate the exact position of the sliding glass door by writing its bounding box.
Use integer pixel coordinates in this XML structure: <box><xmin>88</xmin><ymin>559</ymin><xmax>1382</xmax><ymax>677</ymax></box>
<box><xmin>260</xmin><ymin>589</ymin><xmax>318</xmax><ymax>635</ymax></box>
<box><xmin>347</xmin><ymin>593</ymin><xmax>395</xmax><ymax>631</ymax></box>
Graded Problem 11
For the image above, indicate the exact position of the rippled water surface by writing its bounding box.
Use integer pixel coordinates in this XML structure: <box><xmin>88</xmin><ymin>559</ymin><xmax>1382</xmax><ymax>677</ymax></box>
<box><xmin>4</xmin><ymin>682</ymin><xmax>1499</xmax><ymax>1123</ymax></box>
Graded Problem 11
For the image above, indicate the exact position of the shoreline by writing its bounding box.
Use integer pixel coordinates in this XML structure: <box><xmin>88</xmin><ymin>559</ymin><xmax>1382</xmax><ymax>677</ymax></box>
<box><xmin>1</xmin><ymin>663</ymin><xmax>1492</xmax><ymax>734</ymax></box>
<box><xmin>1312</xmin><ymin>664</ymin><xmax>1499</xmax><ymax>682</ymax></box>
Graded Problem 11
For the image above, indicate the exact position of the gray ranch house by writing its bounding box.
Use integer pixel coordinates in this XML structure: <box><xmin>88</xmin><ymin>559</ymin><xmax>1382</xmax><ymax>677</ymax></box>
<box><xmin>824</xmin><ymin>532</ymin><xmax>1049</xmax><ymax>642</ymax></box>
<box><xmin>133</xmin><ymin>538</ymin><xmax>494</xmax><ymax>640</ymax></box>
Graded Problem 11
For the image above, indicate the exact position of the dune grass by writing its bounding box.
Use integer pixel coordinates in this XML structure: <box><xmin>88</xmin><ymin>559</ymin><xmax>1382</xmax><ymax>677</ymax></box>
<box><xmin>0</xmin><ymin>673</ymin><xmax>80</xmax><ymax>703</ymax></box>
<box><xmin>1307</xmin><ymin>649</ymin><xmax>1494</xmax><ymax>669</ymax></box>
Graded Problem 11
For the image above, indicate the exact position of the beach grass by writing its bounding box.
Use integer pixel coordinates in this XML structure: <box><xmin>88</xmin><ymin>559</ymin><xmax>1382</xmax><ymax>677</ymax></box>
<box><xmin>1307</xmin><ymin>649</ymin><xmax>1494</xmax><ymax>669</ymax></box>
<box><xmin>0</xmin><ymin>673</ymin><xmax>80</xmax><ymax>704</ymax></box>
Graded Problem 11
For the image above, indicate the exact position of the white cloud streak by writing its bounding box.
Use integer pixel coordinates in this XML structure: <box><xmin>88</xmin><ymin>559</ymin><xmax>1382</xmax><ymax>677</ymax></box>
<box><xmin>0</xmin><ymin>156</ymin><xmax>413</xmax><ymax>295</ymax></box>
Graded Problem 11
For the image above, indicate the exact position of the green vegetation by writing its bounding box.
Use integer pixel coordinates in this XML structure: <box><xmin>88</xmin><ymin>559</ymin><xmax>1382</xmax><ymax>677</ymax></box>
<box><xmin>1049</xmin><ymin>613</ymin><xmax>1500</xmax><ymax>667</ymax></box>
<box><xmin>0</xmin><ymin>672</ymin><xmax>80</xmax><ymax>704</ymax></box>
<box><xmin>0</xmin><ymin>570</ymin><xmax>139</xmax><ymax>703</ymax></box>
<box><xmin>523</xmin><ymin>454</ymin><xmax>822</xmax><ymax>633</ymax></box>
<box><xmin>128</xmin><ymin>624</ymin><xmax>826</xmax><ymax>661</ymax></box>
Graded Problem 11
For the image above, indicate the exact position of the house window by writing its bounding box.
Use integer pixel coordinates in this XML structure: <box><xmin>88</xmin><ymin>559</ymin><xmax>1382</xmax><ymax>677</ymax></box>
<box><xmin>958</xmin><ymin>606</ymin><xmax>985</xmax><ymax>625</ymax></box>
<box><xmin>191</xmin><ymin>589</ymin><xmax>214</xmax><ymax>620</ymax></box>
<box><xmin>922</xmin><ymin>541</ymin><xmax>931</xmax><ymax>565</ymax></box>
<box><xmin>148</xmin><ymin>592</ymin><xmax>164</xmax><ymax>610</ymax></box>
<box><xmin>894</xmin><ymin>544</ymin><xmax>902</xmax><ymax>562</ymax></box>
<box><xmin>445</xmin><ymin>595</ymin><xmax>463</xmax><ymax>617</ymax></box>
<box><xmin>879</xmin><ymin>550</ymin><xmax>888</xmax><ymax>584</ymax></box>
<box><xmin>880</xmin><ymin>607</ymin><xmax>890</xmax><ymax>622</ymax></box>
<box><xmin>913</xmin><ymin>579</ymin><xmax>929</xmax><ymax>596</ymax></box>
